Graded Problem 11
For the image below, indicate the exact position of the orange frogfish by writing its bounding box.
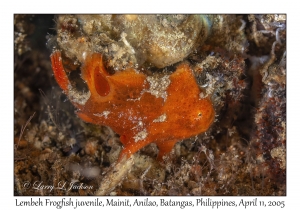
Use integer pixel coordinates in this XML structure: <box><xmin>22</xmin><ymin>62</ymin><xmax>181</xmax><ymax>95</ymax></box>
<box><xmin>50</xmin><ymin>51</ymin><xmax>215</xmax><ymax>161</ymax></box>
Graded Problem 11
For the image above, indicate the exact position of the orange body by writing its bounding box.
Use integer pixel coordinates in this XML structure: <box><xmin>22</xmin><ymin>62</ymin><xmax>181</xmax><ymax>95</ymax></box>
<box><xmin>50</xmin><ymin>51</ymin><xmax>215</xmax><ymax>161</ymax></box>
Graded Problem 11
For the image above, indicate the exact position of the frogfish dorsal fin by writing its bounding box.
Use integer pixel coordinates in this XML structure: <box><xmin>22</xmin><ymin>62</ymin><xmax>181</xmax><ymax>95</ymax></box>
<box><xmin>94</xmin><ymin>65</ymin><xmax>110</xmax><ymax>96</ymax></box>
<box><xmin>82</xmin><ymin>53</ymin><xmax>111</xmax><ymax>97</ymax></box>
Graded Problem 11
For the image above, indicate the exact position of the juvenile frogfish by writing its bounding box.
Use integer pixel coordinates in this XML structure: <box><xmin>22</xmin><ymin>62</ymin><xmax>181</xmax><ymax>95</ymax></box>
<box><xmin>50</xmin><ymin>51</ymin><xmax>215</xmax><ymax>161</ymax></box>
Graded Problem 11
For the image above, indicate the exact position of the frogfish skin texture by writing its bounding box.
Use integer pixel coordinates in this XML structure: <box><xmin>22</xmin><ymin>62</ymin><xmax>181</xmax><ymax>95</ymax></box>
<box><xmin>50</xmin><ymin>51</ymin><xmax>215</xmax><ymax>161</ymax></box>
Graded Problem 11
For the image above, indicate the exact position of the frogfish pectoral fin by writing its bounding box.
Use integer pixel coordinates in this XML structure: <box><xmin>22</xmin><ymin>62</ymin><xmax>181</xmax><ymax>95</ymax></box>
<box><xmin>118</xmin><ymin>137</ymin><xmax>151</xmax><ymax>162</ymax></box>
<box><xmin>156</xmin><ymin>140</ymin><xmax>178</xmax><ymax>161</ymax></box>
